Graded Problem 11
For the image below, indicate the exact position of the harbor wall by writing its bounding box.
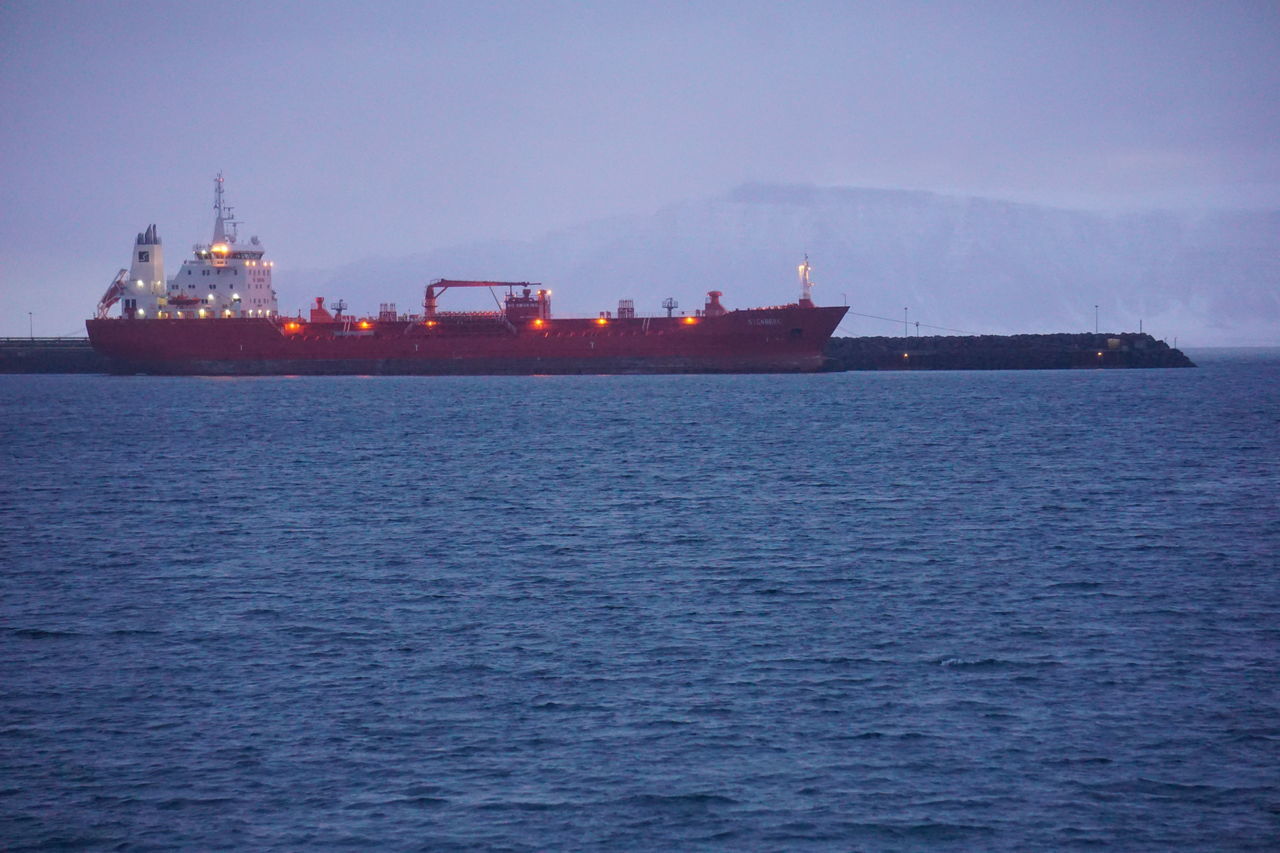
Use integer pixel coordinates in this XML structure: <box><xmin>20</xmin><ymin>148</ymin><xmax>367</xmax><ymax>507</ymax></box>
<box><xmin>0</xmin><ymin>338</ymin><xmax>113</xmax><ymax>373</ymax></box>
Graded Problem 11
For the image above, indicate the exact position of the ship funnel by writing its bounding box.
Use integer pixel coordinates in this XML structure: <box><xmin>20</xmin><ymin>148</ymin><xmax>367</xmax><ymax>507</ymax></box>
<box><xmin>704</xmin><ymin>291</ymin><xmax>727</xmax><ymax>317</ymax></box>
<box><xmin>125</xmin><ymin>224</ymin><xmax>165</xmax><ymax>318</ymax></box>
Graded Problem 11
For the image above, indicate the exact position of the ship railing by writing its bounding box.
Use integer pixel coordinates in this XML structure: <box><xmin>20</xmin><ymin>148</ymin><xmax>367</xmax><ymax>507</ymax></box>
<box><xmin>269</xmin><ymin>307</ymin><xmax>773</xmax><ymax>327</ymax></box>
<box><xmin>429</xmin><ymin>310</ymin><xmax>503</xmax><ymax>318</ymax></box>
<box><xmin>507</xmin><ymin>311</ymin><xmax>723</xmax><ymax>321</ymax></box>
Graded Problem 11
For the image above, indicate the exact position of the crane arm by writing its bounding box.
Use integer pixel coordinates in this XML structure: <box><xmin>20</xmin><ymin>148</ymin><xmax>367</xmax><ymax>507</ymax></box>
<box><xmin>96</xmin><ymin>269</ymin><xmax>128</xmax><ymax>319</ymax></box>
<box><xmin>423</xmin><ymin>280</ymin><xmax>543</xmax><ymax>318</ymax></box>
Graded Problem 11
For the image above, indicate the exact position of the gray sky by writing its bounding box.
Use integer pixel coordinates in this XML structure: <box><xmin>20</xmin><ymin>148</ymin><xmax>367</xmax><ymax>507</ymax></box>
<box><xmin>2</xmin><ymin>0</ymin><xmax>1277</xmax><ymax>336</ymax></box>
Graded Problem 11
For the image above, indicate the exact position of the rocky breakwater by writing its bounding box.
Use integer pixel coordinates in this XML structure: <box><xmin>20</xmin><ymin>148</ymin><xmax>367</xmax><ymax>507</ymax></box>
<box><xmin>0</xmin><ymin>338</ymin><xmax>110</xmax><ymax>373</ymax></box>
<box><xmin>823</xmin><ymin>333</ymin><xmax>1194</xmax><ymax>371</ymax></box>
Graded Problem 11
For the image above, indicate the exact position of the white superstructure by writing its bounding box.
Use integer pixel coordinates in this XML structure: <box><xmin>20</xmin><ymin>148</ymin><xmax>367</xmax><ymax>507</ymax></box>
<box><xmin>110</xmin><ymin>173</ymin><xmax>279</xmax><ymax>319</ymax></box>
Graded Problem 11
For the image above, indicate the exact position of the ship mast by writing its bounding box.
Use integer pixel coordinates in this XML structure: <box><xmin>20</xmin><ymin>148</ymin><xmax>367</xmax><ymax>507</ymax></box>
<box><xmin>797</xmin><ymin>255</ymin><xmax>815</xmax><ymax>307</ymax></box>
<box><xmin>211</xmin><ymin>171</ymin><xmax>238</xmax><ymax>244</ymax></box>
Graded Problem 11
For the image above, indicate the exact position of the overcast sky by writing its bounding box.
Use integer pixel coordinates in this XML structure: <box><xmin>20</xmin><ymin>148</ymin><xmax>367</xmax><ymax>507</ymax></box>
<box><xmin>1</xmin><ymin>0</ymin><xmax>1277</xmax><ymax>336</ymax></box>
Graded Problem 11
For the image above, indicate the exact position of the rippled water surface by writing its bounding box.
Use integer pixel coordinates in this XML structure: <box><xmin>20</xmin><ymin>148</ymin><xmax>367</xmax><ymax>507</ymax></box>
<box><xmin>3</xmin><ymin>353</ymin><xmax>1278</xmax><ymax>850</ymax></box>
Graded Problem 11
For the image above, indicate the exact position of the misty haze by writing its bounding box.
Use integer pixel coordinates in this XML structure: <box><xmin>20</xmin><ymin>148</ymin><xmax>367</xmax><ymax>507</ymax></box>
<box><xmin>283</xmin><ymin>183</ymin><xmax>1279</xmax><ymax>346</ymax></box>
<box><xmin>2</xmin><ymin>2</ymin><xmax>1276</xmax><ymax>346</ymax></box>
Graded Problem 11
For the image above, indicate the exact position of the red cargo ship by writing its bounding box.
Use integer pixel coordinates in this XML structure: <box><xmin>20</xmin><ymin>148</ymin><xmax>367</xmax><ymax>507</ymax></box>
<box><xmin>87</xmin><ymin>177</ymin><xmax>846</xmax><ymax>375</ymax></box>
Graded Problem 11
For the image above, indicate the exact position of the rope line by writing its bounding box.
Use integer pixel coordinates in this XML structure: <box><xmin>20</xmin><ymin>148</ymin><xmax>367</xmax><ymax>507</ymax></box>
<box><xmin>839</xmin><ymin>309</ymin><xmax>974</xmax><ymax>335</ymax></box>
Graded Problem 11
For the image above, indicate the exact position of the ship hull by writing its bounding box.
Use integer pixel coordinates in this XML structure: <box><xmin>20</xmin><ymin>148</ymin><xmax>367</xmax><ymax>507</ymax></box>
<box><xmin>87</xmin><ymin>306</ymin><xmax>847</xmax><ymax>375</ymax></box>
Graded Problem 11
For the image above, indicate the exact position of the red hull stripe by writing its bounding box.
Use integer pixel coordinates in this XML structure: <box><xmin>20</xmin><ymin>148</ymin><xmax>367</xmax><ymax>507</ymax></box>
<box><xmin>87</xmin><ymin>307</ymin><xmax>847</xmax><ymax>375</ymax></box>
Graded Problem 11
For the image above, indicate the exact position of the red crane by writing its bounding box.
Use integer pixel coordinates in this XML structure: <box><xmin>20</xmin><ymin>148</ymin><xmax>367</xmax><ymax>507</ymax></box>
<box><xmin>423</xmin><ymin>279</ymin><xmax>549</xmax><ymax>320</ymax></box>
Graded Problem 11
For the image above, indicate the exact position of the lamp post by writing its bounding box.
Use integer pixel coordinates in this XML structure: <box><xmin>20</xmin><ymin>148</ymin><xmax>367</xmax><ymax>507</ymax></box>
<box><xmin>904</xmin><ymin>307</ymin><xmax>909</xmax><ymax>337</ymax></box>
<box><xmin>28</xmin><ymin>312</ymin><xmax>33</xmax><ymax>340</ymax></box>
<box><xmin>1094</xmin><ymin>304</ymin><xmax>1099</xmax><ymax>334</ymax></box>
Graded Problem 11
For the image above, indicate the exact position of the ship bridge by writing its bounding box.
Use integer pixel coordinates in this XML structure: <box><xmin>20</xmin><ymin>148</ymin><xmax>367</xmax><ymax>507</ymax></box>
<box><xmin>115</xmin><ymin>173</ymin><xmax>281</xmax><ymax>320</ymax></box>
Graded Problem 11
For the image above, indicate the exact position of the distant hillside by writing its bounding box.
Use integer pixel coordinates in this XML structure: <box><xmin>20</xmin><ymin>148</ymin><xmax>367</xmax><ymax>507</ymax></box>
<box><xmin>276</xmin><ymin>184</ymin><xmax>1279</xmax><ymax>346</ymax></box>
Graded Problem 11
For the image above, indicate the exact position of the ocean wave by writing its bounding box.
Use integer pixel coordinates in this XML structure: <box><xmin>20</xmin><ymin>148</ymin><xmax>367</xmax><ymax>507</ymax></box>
<box><xmin>7</xmin><ymin>628</ymin><xmax>81</xmax><ymax>639</ymax></box>
<box><xmin>937</xmin><ymin>656</ymin><xmax>1063</xmax><ymax>669</ymax></box>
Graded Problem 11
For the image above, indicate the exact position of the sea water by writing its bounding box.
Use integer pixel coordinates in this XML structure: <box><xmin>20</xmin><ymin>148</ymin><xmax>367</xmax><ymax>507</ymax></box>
<box><xmin>2</xmin><ymin>352</ymin><xmax>1278</xmax><ymax>850</ymax></box>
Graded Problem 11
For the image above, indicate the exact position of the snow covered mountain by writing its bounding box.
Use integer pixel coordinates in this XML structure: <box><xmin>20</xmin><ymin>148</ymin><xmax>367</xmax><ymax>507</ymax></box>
<box><xmin>277</xmin><ymin>184</ymin><xmax>1279</xmax><ymax>346</ymax></box>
